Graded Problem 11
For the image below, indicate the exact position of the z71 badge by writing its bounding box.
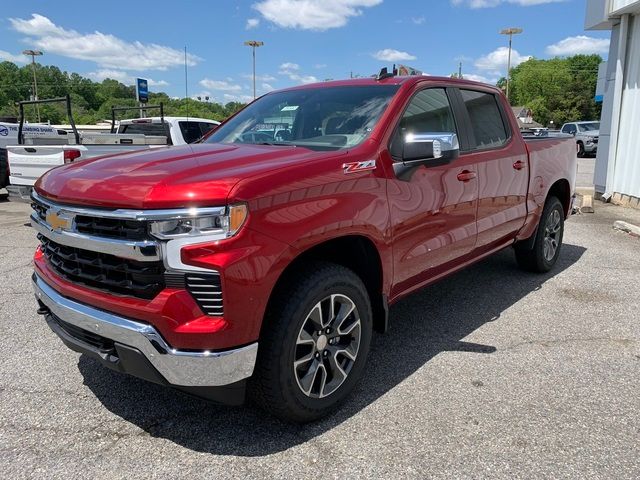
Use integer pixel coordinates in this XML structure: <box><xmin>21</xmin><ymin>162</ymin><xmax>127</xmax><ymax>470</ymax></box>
<box><xmin>342</xmin><ymin>160</ymin><xmax>376</xmax><ymax>174</ymax></box>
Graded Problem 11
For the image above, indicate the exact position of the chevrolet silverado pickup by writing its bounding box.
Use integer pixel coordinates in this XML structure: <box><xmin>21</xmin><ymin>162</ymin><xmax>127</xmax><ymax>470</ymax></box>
<box><xmin>30</xmin><ymin>76</ymin><xmax>576</xmax><ymax>422</ymax></box>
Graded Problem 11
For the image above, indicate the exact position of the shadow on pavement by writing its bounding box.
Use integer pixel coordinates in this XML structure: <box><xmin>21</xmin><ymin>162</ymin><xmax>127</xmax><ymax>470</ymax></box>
<box><xmin>79</xmin><ymin>243</ymin><xmax>586</xmax><ymax>456</ymax></box>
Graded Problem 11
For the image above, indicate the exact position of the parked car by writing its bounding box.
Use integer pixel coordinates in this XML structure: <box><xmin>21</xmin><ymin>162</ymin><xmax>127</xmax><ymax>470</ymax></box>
<box><xmin>30</xmin><ymin>75</ymin><xmax>577</xmax><ymax>422</ymax></box>
<box><xmin>6</xmin><ymin>101</ymin><xmax>220</xmax><ymax>201</ymax></box>
<box><xmin>560</xmin><ymin>121</ymin><xmax>600</xmax><ymax>157</ymax></box>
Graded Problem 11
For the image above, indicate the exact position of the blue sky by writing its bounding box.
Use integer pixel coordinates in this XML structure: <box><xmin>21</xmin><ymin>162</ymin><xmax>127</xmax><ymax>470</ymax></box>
<box><xmin>0</xmin><ymin>0</ymin><xmax>610</xmax><ymax>104</ymax></box>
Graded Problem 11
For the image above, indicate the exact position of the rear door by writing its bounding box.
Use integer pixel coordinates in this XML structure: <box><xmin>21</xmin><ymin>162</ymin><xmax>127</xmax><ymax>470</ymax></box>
<box><xmin>455</xmin><ymin>88</ymin><xmax>529</xmax><ymax>249</ymax></box>
<box><xmin>387</xmin><ymin>87</ymin><xmax>479</xmax><ymax>295</ymax></box>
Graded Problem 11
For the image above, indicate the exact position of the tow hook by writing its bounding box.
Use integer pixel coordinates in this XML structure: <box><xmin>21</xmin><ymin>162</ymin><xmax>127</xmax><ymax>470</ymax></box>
<box><xmin>36</xmin><ymin>303</ymin><xmax>50</xmax><ymax>316</ymax></box>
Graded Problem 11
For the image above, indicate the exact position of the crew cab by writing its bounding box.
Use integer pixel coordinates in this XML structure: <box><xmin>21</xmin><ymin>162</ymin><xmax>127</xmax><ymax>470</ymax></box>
<box><xmin>30</xmin><ymin>76</ymin><xmax>576</xmax><ymax>422</ymax></box>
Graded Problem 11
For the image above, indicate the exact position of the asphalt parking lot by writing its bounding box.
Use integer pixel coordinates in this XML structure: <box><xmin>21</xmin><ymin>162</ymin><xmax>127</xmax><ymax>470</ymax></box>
<box><xmin>1</xmin><ymin>189</ymin><xmax>638</xmax><ymax>479</ymax></box>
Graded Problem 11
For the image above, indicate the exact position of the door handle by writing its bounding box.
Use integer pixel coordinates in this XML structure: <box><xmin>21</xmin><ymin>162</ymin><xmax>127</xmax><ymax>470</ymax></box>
<box><xmin>457</xmin><ymin>170</ymin><xmax>476</xmax><ymax>182</ymax></box>
<box><xmin>513</xmin><ymin>160</ymin><xmax>526</xmax><ymax>170</ymax></box>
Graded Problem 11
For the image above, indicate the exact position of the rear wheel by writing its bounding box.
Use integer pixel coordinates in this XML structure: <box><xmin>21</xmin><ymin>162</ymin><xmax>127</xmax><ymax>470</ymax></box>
<box><xmin>249</xmin><ymin>262</ymin><xmax>372</xmax><ymax>423</ymax></box>
<box><xmin>515</xmin><ymin>196</ymin><xmax>565</xmax><ymax>273</ymax></box>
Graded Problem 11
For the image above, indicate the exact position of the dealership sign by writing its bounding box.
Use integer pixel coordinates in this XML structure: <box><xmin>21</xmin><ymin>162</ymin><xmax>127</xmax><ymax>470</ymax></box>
<box><xmin>136</xmin><ymin>78</ymin><xmax>149</xmax><ymax>103</ymax></box>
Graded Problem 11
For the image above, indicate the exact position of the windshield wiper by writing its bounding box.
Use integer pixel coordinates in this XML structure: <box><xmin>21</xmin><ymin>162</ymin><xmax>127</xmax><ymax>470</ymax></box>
<box><xmin>256</xmin><ymin>142</ymin><xmax>296</xmax><ymax>147</ymax></box>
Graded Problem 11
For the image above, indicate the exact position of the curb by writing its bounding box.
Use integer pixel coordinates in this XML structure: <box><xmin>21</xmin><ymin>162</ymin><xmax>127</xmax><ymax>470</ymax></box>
<box><xmin>613</xmin><ymin>220</ymin><xmax>640</xmax><ymax>237</ymax></box>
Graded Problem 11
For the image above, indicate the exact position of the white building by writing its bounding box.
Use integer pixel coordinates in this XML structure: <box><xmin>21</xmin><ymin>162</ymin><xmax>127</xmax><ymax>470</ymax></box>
<box><xmin>586</xmin><ymin>0</ymin><xmax>640</xmax><ymax>207</ymax></box>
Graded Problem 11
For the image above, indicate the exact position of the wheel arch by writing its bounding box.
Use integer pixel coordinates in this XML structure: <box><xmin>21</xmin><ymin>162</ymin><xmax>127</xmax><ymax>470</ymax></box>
<box><xmin>264</xmin><ymin>234</ymin><xmax>389</xmax><ymax>335</ymax></box>
<box><xmin>547</xmin><ymin>178</ymin><xmax>572</xmax><ymax>218</ymax></box>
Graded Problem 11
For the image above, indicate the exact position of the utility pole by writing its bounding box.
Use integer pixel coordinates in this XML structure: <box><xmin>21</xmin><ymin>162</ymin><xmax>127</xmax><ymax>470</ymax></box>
<box><xmin>244</xmin><ymin>40</ymin><xmax>264</xmax><ymax>99</ymax></box>
<box><xmin>458</xmin><ymin>62</ymin><xmax>462</xmax><ymax>79</ymax></box>
<box><xmin>23</xmin><ymin>49</ymin><xmax>43</xmax><ymax>122</ymax></box>
<box><xmin>499</xmin><ymin>28</ymin><xmax>523</xmax><ymax>103</ymax></box>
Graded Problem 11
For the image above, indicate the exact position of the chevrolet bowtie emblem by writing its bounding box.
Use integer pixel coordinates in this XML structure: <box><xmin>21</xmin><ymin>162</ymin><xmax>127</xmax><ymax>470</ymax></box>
<box><xmin>46</xmin><ymin>209</ymin><xmax>71</xmax><ymax>231</ymax></box>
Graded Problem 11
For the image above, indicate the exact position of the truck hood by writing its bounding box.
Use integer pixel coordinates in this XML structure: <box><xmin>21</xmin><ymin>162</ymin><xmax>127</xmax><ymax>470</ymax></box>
<box><xmin>36</xmin><ymin>143</ymin><xmax>340</xmax><ymax>209</ymax></box>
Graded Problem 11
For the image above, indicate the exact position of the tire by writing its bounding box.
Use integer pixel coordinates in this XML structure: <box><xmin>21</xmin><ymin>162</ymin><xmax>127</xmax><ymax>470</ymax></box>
<box><xmin>515</xmin><ymin>196</ymin><xmax>565</xmax><ymax>273</ymax></box>
<box><xmin>249</xmin><ymin>262</ymin><xmax>373</xmax><ymax>423</ymax></box>
<box><xmin>577</xmin><ymin>142</ymin><xmax>585</xmax><ymax>158</ymax></box>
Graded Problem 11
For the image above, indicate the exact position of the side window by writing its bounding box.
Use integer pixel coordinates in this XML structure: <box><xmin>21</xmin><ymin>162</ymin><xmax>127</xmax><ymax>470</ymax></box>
<box><xmin>563</xmin><ymin>124</ymin><xmax>576</xmax><ymax>134</ymax></box>
<box><xmin>199</xmin><ymin>122</ymin><xmax>217</xmax><ymax>137</ymax></box>
<box><xmin>179</xmin><ymin>121</ymin><xmax>205</xmax><ymax>143</ymax></box>
<box><xmin>460</xmin><ymin>89</ymin><xmax>508</xmax><ymax>149</ymax></box>
<box><xmin>389</xmin><ymin>88</ymin><xmax>457</xmax><ymax>159</ymax></box>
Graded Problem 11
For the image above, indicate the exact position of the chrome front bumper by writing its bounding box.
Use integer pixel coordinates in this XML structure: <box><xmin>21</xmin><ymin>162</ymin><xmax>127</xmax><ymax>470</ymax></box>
<box><xmin>33</xmin><ymin>274</ymin><xmax>258</xmax><ymax>387</ymax></box>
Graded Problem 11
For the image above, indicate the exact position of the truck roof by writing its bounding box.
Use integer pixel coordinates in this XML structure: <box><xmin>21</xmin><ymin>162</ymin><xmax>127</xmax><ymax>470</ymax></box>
<box><xmin>278</xmin><ymin>75</ymin><xmax>499</xmax><ymax>92</ymax></box>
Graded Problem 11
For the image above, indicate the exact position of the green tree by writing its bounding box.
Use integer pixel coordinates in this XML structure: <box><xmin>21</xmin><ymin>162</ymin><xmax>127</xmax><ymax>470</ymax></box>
<box><xmin>508</xmin><ymin>55</ymin><xmax>602</xmax><ymax>126</ymax></box>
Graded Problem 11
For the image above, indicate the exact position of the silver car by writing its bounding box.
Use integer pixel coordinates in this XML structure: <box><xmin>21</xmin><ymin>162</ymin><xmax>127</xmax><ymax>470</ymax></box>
<box><xmin>560</xmin><ymin>121</ymin><xmax>600</xmax><ymax>157</ymax></box>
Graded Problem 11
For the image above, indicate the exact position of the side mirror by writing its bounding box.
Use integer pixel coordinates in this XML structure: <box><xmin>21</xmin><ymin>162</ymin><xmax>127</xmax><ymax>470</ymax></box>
<box><xmin>401</xmin><ymin>132</ymin><xmax>459</xmax><ymax>165</ymax></box>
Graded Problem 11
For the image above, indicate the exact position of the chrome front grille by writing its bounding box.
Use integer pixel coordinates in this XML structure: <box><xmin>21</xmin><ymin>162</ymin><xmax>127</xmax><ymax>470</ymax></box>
<box><xmin>185</xmin><ymin>273</ymin><xmax>224</xmax><ymax>316</ymax></box>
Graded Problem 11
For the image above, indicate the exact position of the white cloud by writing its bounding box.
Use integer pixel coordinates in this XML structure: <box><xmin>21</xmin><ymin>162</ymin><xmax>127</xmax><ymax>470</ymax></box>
<box><xmin>148</xmin><ymin>79</ymin><xmax>169</xmax><ymax>87</ymax></box>
<box><xmin>253</xmin><ymin>0</ymin><xmax>382</xmax><ymax>31</ymax></box>
<box><xmin>462</xmin><ymin>73</ymin><xmax>497</xmax><ymax>84</ymax></box>
<box><xmin>87</xmin><ymin>69</ymin><xmax>131</xmax><ymax>83</ymax></box>
<box><xmin>314</xmin><ymin>63</ymin><xmax>327</xmax><ymax>69</ymax></box>
<box><xmin>451</xmin><ymin>0</ymin><xmax>564</xmax><ymax>8</ymax></box>
<box><xmin>9</xmin><ymin>14</ymin><xmax>201</xmax><ymax>71</ymax></box>
<box><xmin>372</xmin><ymin>49</ymin><xmax>417</xmax><ymax>62</ymax></box>
<box><xmin>279</xmin><ymin>62</ymin><xmax>300</xmax><ymax>74</ymax></box>
<box><xmin>289</xmin><ymin>74</ymin><xmax>318</xmax><ymax>84</ymax></box>
<box><xmin>246</xmin><ymin>18</ymin><xmax>260</xmax><ymax>29</ymax></box>
<box><xmin>0</xmin><ymin>50</ymin><xmax>28</xmax><ymax>64</ymax></box>
<box><xmin>87</xmin><ymin>69</ymin><xmax>169</xmax><ymax>87</ymax></box>
<box><xmin>223</xmin><ymin>93</ymin><xmax>254</xmax><ymax>103</ymax></box>
<box><xmin>277</xmin><ymin>62</ymin><xmax>317</xmax><ymax>84</ymax></box>
<box><xmin>475</xmin><ymin>46</ymin><xmax>531</xmax><ymax>73</ymax></box>
<box><xmin>546</xmin><ymin>35</ymin><xmax>610</xmax><ymax>56</ymax></box>
<box><xmin>412</xmin><ymin>16</ymin><xmax>426</xmax><ymax>25</ymax></box>
<box><xmin>261</xmin><ymin>83</ymin><xmax>275</xmax><ymax>92</ymax></box>
<box><xmin>199</xmin><ymin>79</ymin><xmax>243</xmax><ymax>92</ymax></box>
<box><xmin>241</xmin><ymin>73</ymin><xmax>277</xmax><ymax>81</ymax></box>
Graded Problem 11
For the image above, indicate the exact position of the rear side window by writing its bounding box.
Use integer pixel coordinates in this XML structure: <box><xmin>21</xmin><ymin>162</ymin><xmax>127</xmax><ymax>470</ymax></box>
<box><xmin>119</xmin><ymin>123</ymin><xmax>167</xmax><ymax>136</ymax></box>
<box><xmin>199</xmin><ymin>122</ymin><xmax>217</xmax><ymax>137</ymax></box>
<box><xmin>389</xmin><ymin>88</ymin><xmax>457</xmax><ymax>159</ymax></box>
<box><xmin>179</xmin><ymin>121</ymin><xmax>206</xmax><ymax>143</ymax></box>
<box><xmin>460</xmin><ymin>90</ymin><xmax>508</xmax><ymax>149</ymax></box>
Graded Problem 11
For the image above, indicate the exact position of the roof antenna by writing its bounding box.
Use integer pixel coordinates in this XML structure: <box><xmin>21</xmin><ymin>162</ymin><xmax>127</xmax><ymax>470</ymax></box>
<box><xmin>184</xmin><ymin>46</ymin><xmax>190</xmax><ymax>121</ymax></box>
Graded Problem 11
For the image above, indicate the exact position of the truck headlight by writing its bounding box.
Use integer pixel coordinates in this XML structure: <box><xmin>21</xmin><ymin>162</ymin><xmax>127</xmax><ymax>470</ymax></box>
<box><xmin>150</xmin><ymin>204</ymin><xmax>248</xmax><ymax>240</ymax></box>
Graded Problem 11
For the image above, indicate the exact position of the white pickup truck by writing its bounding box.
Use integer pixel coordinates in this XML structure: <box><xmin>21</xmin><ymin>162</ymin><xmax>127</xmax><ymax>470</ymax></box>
<box><xmin>6</xmin><ymin>99</ymin><xmax>220</xmax><ymax>201</ymax></box>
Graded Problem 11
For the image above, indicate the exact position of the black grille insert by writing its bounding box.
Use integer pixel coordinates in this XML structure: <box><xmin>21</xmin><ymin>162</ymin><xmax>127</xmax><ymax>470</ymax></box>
<box><xmin>185</xmin><ymin>273</ymin><xmax>223</xmax><ymax>316</ymax></box>
<box><xmin>39</xmin><ymin>234</ymin><xmax>165</xmax><ymax>299</ymax></box>
<box><xmin>75</xmin><ymin>215</ymin><xmax>148</xmax><ymax>241</ymax></box>
<box><xmin>51</xmin><ymin>313</ymin><xmax>115</xmax><ymax>352</ymax></box>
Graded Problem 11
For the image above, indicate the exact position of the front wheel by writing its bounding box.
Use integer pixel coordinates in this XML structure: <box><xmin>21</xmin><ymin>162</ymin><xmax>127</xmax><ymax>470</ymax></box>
<box><xmin>577</xmin><ymin>142</ymin><xmax>585</xmax><ymax>158</ymax></box>
<box><xmin>249</xmin><ymin>262</ymin><xmax>372</xmax><ymax>423</ymax></box>
<box><xmin>515</xmin><ymin>196</ymin><xmax>565</xmax><ymax>273</ymax></box>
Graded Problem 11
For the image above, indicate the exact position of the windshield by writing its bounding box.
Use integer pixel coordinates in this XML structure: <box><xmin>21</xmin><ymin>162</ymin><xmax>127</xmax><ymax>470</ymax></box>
<box><xmin>578</xmin><ymin>122</ymin><xmax>599</xmax><ymax>132</ymax></box>
<box><xmin>205</xmin><ymin>85</ymin><xmax>400</xmax><ymax>150</ymax></box>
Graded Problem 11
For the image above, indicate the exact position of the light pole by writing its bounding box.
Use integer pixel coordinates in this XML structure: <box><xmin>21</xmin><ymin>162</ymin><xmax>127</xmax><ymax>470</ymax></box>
<box><xmin>499</xmin><ymin>28</ymin><xmax>522</xmax><ymax>103</ymax></box>
<box><xmin>23</xmin><ymin>49</ymin><xmax>43</xmax><ymax>122</ymax></box>
<box><xmin>244</xmin><ymin>40</ymin><xmax>264</xmax><ymax>99</ymax></box>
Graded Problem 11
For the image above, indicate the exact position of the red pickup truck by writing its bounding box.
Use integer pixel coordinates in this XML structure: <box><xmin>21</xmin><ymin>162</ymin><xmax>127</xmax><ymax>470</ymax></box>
<box><xmin>31</xmin><ymin>76</ymin><xmax>576</xmax><ymax>422</ymax></box>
